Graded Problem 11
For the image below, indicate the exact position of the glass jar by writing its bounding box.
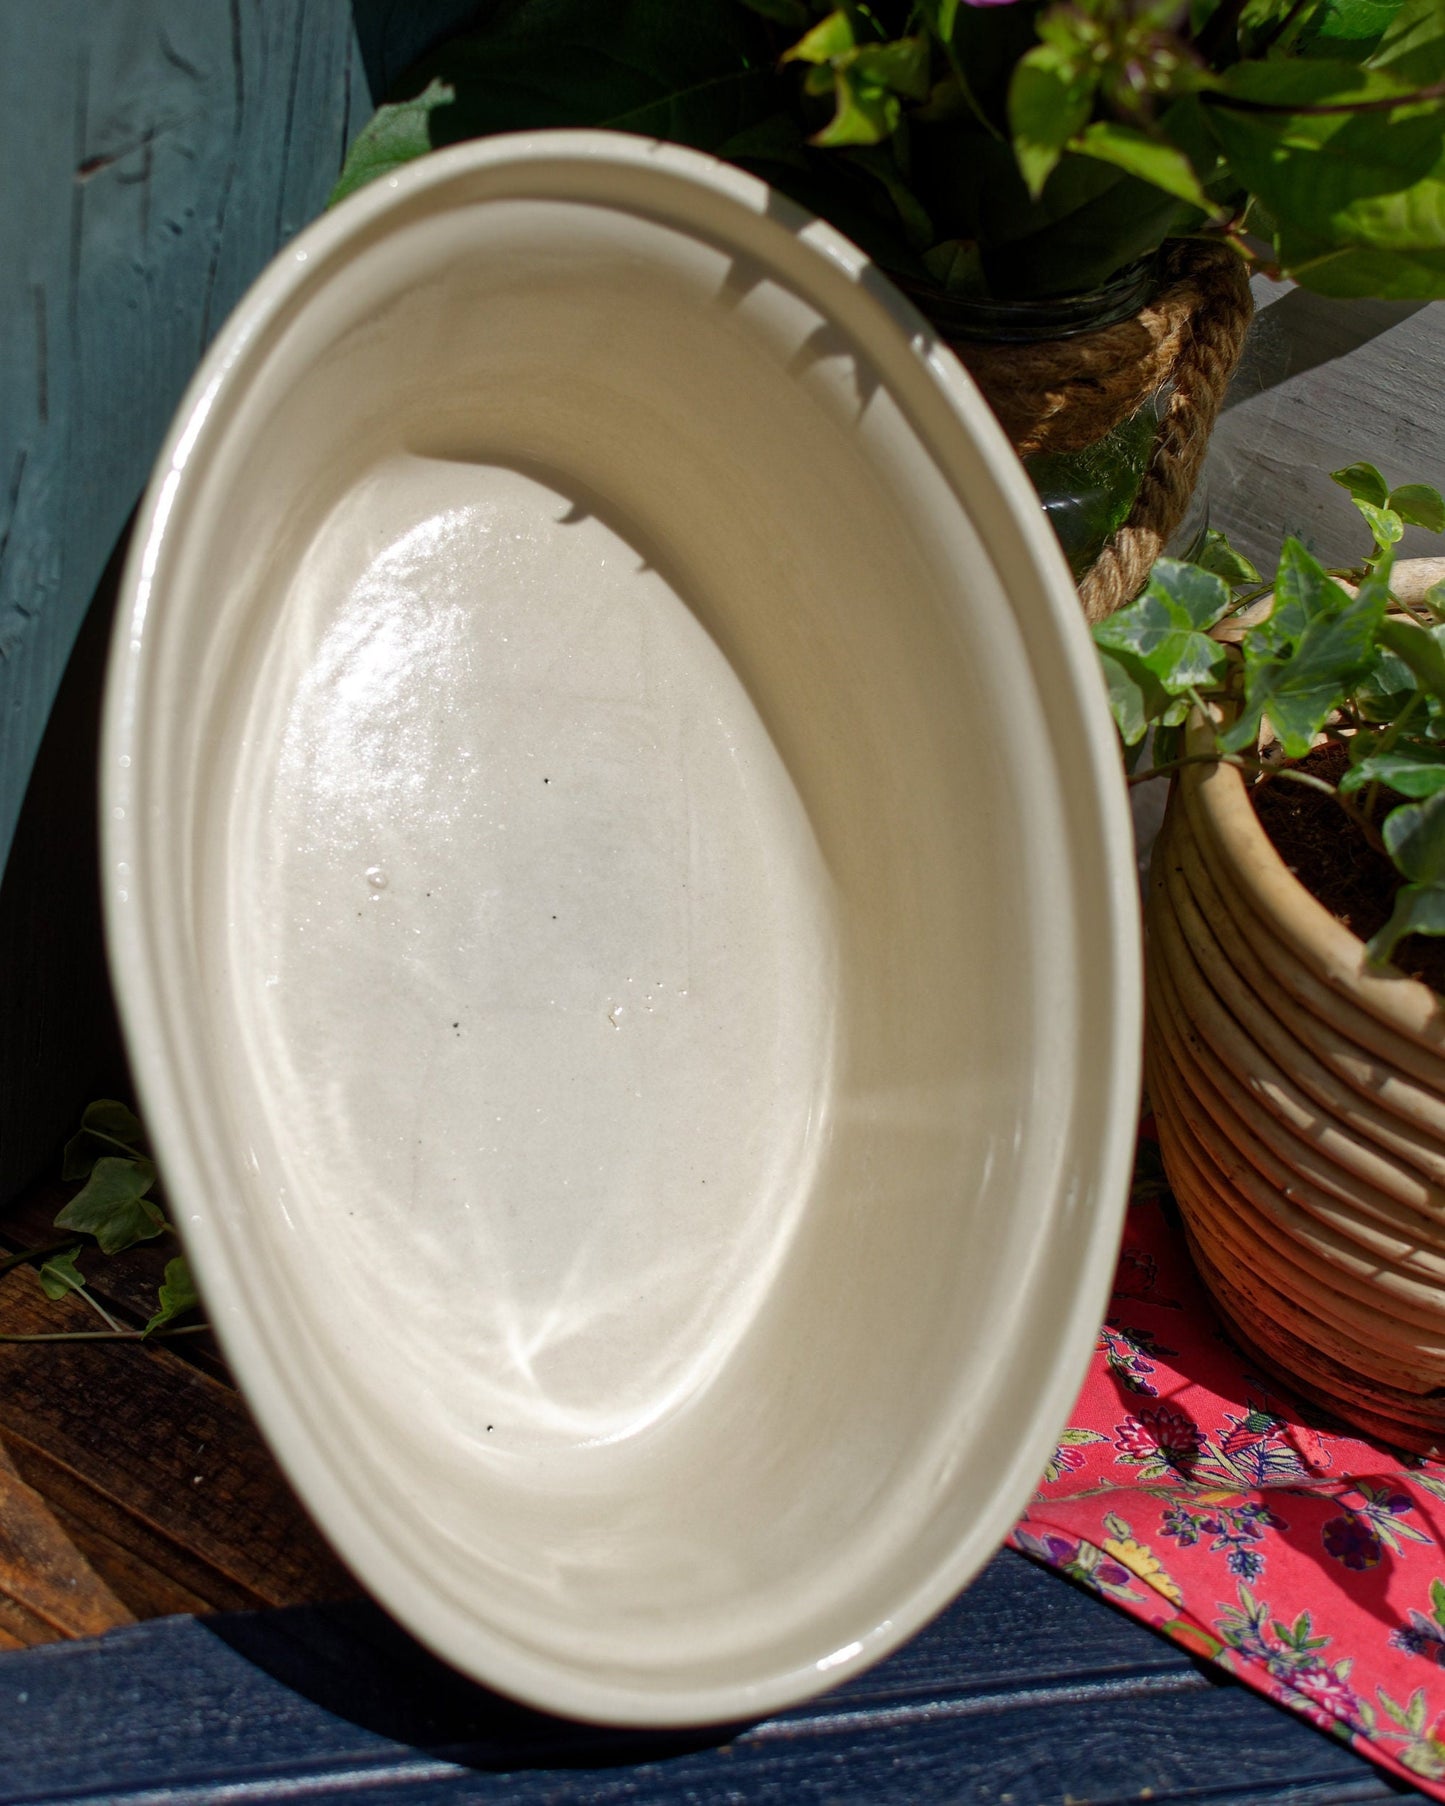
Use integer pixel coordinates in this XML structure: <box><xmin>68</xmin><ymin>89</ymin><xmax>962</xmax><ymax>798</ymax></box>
<box><xmin>916</xmin><ymin>258</ymin><xmax>1205</xmax><ymax>579</ymax></box>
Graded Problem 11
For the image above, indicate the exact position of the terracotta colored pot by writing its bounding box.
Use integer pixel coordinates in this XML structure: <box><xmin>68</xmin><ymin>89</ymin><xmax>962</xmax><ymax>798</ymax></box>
<box><xmin>1147</xmin><ymin>703</ymin><xmax>1445</xmax><ymax>1454</ymax></box>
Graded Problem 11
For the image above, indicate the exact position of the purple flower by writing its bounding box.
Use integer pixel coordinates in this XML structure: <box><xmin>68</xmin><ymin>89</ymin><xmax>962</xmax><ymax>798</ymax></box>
<box><xmin>1322</xmin><ymin>1513</ymin><xmax>1382</xmax><ymax>1571</ymax></box>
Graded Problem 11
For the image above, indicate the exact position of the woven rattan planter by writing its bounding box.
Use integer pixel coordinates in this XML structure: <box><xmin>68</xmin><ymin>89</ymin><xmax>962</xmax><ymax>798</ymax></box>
<box><xmin>1147</xmin><ymin>712</ymin><xmax>1445</xmax><ymax>1455</ymax></box>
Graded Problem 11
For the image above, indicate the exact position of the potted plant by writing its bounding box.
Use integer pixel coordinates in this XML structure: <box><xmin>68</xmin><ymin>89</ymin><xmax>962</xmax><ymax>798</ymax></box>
<box><xmin>330</xmin><ymin>0</ymin><xmax>1445</xmax><ymax>610</ymax></box>
<box><xmin>1101</xmin><ymin>473</ymin><xmax>1445</xmax><ymax>1453</ymax></box>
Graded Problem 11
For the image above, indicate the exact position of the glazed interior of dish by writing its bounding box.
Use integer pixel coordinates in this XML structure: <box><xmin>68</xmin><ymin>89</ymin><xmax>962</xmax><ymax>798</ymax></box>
<box><xmin>112</xmin><ymin>147</ymin><xmax>1133</xmax><ymax>1721</ymax></box>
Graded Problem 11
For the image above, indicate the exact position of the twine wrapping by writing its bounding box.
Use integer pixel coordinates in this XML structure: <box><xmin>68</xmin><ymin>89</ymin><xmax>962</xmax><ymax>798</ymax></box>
<box><xmin>946</xmin><ymin>241</ymin><xmax>1255</xmax><ymax>623</ymax></box>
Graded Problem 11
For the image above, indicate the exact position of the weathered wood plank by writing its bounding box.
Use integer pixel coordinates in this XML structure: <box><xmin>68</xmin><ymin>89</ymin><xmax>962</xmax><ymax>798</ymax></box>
<box><xmin>1210</xmin><ymin>287</ymin><xmax>1445</xmax><ymax>571</ymax></box>
<box><xmin>0</xmin><ymin>1555</ymin><xmax>1404</xmax><ymax>1805</ymax></box>
<box><xmin>0</xmin><ymin>1261</ymin><xmax>351</xmax><ymax>1614</ymax></box>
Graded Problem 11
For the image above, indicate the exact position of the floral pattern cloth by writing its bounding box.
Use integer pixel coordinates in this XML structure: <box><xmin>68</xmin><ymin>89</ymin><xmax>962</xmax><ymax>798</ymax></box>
<box><xmin>1007</xmin><ymin>1140</ymin><xmax>1445</xmax><ymax>1796</ymax></box>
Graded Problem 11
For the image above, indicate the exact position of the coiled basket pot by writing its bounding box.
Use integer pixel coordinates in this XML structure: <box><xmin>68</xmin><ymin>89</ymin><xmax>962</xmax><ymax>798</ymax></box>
<box><xmin>1147</xmin><ymin>712</ymin><xmax>1445</xmax><ymax>1456</ymax></box>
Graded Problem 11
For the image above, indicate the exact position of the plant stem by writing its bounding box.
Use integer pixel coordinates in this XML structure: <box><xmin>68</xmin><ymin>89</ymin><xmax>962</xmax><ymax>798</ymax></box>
<box><xmin>0</xmin><ymin>1239</ymin><xmax>77</xmax><ymax>1280</ymax></box>
<box><xmin>0</xmin><ymin>1324</ymin><xmax>209</xmax><ymax>1344</ymax></box>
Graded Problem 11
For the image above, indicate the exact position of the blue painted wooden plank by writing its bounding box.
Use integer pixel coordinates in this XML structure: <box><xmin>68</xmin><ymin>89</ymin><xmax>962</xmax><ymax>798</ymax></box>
<box><xmin>0</xmin><ymin>0</ymin><xmax>485</xmax><ymax>886</ymax></box>
<box><xmin>0</xmin><ymin>1554</ymin><xmax>1408</xmax><ymax>1804</ymax></box>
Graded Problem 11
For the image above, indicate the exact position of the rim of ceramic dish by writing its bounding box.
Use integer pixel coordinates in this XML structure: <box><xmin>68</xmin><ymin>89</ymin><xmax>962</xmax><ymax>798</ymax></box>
<box><xmin>101</xmin><ymin>129</ymin><xmax>1142</xmax><ymax>1727</ymax></box>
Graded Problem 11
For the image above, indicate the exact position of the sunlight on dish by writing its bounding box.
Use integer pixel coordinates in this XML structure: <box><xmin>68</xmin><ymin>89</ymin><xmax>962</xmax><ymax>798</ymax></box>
<box><xmin>229</xmin><ymin>457</ymin><xmax>837</xmax><ymax>1448</ymax></box>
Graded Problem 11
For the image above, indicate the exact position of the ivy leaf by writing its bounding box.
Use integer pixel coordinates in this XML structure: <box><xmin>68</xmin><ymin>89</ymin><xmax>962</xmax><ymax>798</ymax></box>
<box><xmin>1340</xmin><ymin>739</ymin><xmax>1445</xmax><ymax>794</ymax></box>
<box><xmin>1371</xmin><ymin>787</ymin><xmax>1445</xmax><ymax>959</ymax></box>
<box><xmin>1094</xmin><ymin>558</ymin><xmax>1231</xmax><ymax>694</ymax></box>
<box><xmin>1332</xmin><ymin>461</ymin><xmax>1391</xmax><ymax>507</ymax></box>
<box><xmin>1224</xmin><ymin>547</ymin><xmax>1391</xmax><ymax>755</ymax></box>
<box><xmin>37</xmin><ymin>1247</ymin><xmax>87</xmax><ymax>1304</ymax></box>
<box><xmin>1009</xmin><ymin>40</ymin><xmax>1100</xmax><ymax>199</ymax></box>
<box><xmin>1389</xmin><ymin>481</ymin><xmax>1445</xmax><ymax>530</ymax></box>
<box><xmin>1096</xmin><ymin>646</ymin><xmax>1155</xmax><ymax>746</ymax></box>
<box><xmin>1070</xmin><ymin>122</ymin><xmax>1218</xmax><ymax>211</ymax></box>
<box><xmin>1358</xmin><ymin>499</ymin><xmax>1406</xmax><ymax>548</ymax></box>
<box><xmin>62</xmin><ymin>1098</ymin><xmax>144</xmax><ymax>1182</ymax></box>
<box><xmin>1193</xmin><ymin>528</ymin><xmax>1262</xmax><ymax>588</ymax></box>
<box><xmin>54</xmin><ymin>1157</ymin><xmax>166</xmax><ymax>1255</ymax></box>
<box><xmin>1378</xmin><ymin>613</ymin><xmax>1445</xmax><ymax>705</ymax></box>
<box><xmin>144</xmin><ymin>1258</ymin><xmax>201</xmax><ymax>1339</ymax></box>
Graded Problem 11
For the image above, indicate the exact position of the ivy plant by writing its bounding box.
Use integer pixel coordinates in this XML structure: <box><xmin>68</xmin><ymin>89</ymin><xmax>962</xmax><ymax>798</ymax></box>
<box><xmin>1100</xmin><ymin>462</ymin><xmax>1445</xmax><ymax>964</ymax></box>
<box><xmin>0</xmin><ymin>1101</ymin><xmax>205</xmax><ymax>1344</ymax></box>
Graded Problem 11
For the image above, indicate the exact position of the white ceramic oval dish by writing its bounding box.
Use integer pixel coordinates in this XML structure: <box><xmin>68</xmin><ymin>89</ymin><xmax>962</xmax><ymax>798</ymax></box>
<box><xmin>102</xmin><ymin>131</ymin><xmax>1140</xmax><ymax>1727</ymax></box>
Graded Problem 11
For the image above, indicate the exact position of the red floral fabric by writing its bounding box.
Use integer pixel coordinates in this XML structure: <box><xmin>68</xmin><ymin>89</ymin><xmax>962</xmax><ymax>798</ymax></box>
<box><xmin>1008</xmin><ymin>1139</ymin><xmax>1445</xmax><ymax>1796</ymax></box>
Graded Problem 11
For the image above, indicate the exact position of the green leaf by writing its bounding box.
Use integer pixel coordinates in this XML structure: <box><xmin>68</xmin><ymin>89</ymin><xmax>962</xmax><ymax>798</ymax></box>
<box><xmin>1093</xmin><ymin>560</ymin><xmax>1231</xmax><ymax>693</ymax></box>
<box><xmin>782</xmin><ymin>9</ymin><xmax>855</xmax><ymax>63</ymax></box>
<box><xmin>1388</xmin><ymin>787</ymin><xmax>1445</xmax><ymax>880</ymax></box>
<box><xmin>1430</xmin><ymin>1573</ymin><xmax>1445</xmax><ymax>1626</ymax></box>
<box><xmin>1340</xmin><ymin>739</ymin><xmax>1445</xmax><ymax>793</ymax></box>
<box><xmin>54</xmin><ymin>1157</ymin><xmax>166</xmax><ymax>1255</ymax></box>
<box><xmin>853</xmin><ymin>37</ymin><xmax>931</xmax><ymax>102</ymax></box>
<box><xmin>1299</xmin><ymin>0</ymin><xmax>1407</xmax><ymax>59</ymax></box>
<box><xmin>1332</xmin><ymin>461</ymin><xmax>1391</xmax><ymax>507</ymax></box>
<box><xmin>37</xmin><ymin>1247</ymin><xmax>87</xmax><ymax>1303</ymax></box>
<box><xmin>1203</xmin><ymin>50</ymin><xmax>1445</xmax><ymax>297</ymax></box>
<box><xmin>1225</xmin><ymin>548</ymin><xmax>1392</xmax><ymax>755</ymax></box>
<box><xmin>61</xmin><ymin>1098</ymin><xmax>144</xmax><ymax>1182</ymax></box>
<box><xmin>1193</xmin><ymin>528</ymin><xmax>1262</xmax><ymax>587</ymax></box>
<box><xmin>1379</xmin><ymin>613</ymin><xmax>1445</xmax><ymax>703</ymax></box>
<box><xmin>1358</xmin><ymin>499</ymin><xmax>1406</xmax><ymax>547</ymax></box>
<box><xmin>332</xmin><ymin>3</ymin><xmax>774</xmax><ymax>207</ymax></box>
<box><xmin>1371</xmin><ymin>788</ymin><xmax>1445</xmax><ymax>957</ymax></box>
<box><xmin>330</xmin><ymin>78</ymin><xmax>454</xmax><ymax>205</ymax></box>
<box><xmin>1389</xmin><ymin>482</ymin><xmax>1445</xmax><ymax>530</ymax></box>
<box><xmin>1070</xmin><ymin>122</ymin><xmax>1218</xmax><ymax>211</ymax></box>
<box><xmin>1095</xmin><ymin>646</ymin><xmax>1155</xmax><ymax>746</ymax></box>
<box><xmin>917</xmin><ymin>0</ymin><xmax>961</xmax><ymax>41</ymax></box>
<box><xmin>811</xmin><ymin>68</ymin><xmax>901</xmax><ymax>146</ymax></box>
<box><xmin>1369</xmin><ymin>0</ymin><xmax>1445</xmax><ymax>82</ymax></box>
<box><xmin>1009</xmin><ymin>42</ymin><xmax>1099</xmax><ymax>200</ymax></box>
<box><xmin>144</xmin><ymin>1257</ymin><xmax>201</xmax><ymax>1338</ymax></box>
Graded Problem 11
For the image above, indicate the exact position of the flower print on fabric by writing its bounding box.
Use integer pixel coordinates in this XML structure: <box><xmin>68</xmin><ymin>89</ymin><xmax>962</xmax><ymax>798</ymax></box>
<box><xmin>1113</xmin><ymin>1403</ymin><xmax>1203</xmax><ymax>1481</ymax></box>
<box><xmin>1365</xmin><ymin>1689</ymin><xmax>1445</xmax><ymax>1783</ymax></box>
<box><xmin>1040</xmin><ymin>1428</ymin><xmax>1107</xmax><ymax>1487</ymax></box>
<box><xmin>1011</xmin><ymin>1524</ymin><xmax>1148</xmax><ymax>1607</ymax></box>
<box><xmin>1100</xmin><ymin>1512</ymin><xmax>1183</xmax><ymax>1608</ymax></box>
<box><xmin>1216</xmin><ymin>1585</ymin><xmax>1365</xmax><ymax>1729</ymax></box>
<box><xmin>1007</xmin><ymin>1133</ymin><xmax>1445</xmax><ymax>1801</ymax></box>
<box><xmin>1097</xmin><ymin>1322</ymin><xmax>1170</xmax><ymax>1396</ymax></box>
<box><xmin>1393</xmin><ymin>1580</ymin><xmax>1445</xmax><ymax>1667</ymax></box>
<box><xmin>1159</xmin><ymin>1495</ymin><xmax>1284</xmax><ymax>1582</ymax></box>
<box><xmin>1324</xmin><ymin>1483</ymin><xmax>1430</xmax><ymax>1573</ymax></box>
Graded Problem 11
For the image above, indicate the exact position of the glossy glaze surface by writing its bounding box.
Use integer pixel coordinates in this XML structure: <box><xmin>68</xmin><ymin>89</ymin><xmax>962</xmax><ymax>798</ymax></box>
<box><xmin>102</xmin><ymin>133</ymin><xmax>1140</xmax><ymax>1725</ymax></box>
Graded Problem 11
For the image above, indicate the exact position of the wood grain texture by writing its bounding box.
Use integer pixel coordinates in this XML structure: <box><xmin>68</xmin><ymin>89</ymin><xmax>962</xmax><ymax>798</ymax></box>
<box><xmin>1208</xmin><ymin>283</ymin><xmax>1445</xmax><ymax>572</ymax></box>
<box><xmin>0</xmin><ymin>1</ymin><xmax>487</xmax><ymax>1194</ymax></box>
<box><xmin>0</xmin><ymin>1554</ymin><xmax>1407</xmax><ymax>1804</ymax></box>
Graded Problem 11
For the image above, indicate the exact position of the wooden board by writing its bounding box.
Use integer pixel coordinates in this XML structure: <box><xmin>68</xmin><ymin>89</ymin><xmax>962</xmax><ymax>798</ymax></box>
<box><xmin>0</xmin><ymin>1553</ymin><xmax>1407</xmax><ymax>1804</ymax></box>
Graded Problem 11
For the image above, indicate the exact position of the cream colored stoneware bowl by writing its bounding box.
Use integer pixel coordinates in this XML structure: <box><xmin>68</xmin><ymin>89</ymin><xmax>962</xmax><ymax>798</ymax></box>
<box><xmin>102</xmin><ymin>131</ymin><xmax>1140</xmax><ymax>1726</ymax></box>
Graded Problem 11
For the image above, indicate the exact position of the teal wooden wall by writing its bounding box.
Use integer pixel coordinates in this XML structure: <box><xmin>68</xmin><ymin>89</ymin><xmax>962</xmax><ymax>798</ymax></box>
<box><xmin>0</xmin><ymin>1</ymin><xmax>480</xmax><ymax>1191</ymax></box>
